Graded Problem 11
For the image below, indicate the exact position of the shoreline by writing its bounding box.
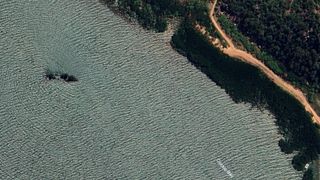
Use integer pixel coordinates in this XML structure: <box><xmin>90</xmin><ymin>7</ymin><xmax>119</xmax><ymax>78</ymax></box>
<box><xmin>173</xmin><ymin>21</ymin><xmax>320</xmax><ymax>178</ymax></box>
<box><xmin>105</xmin><ymin>1</ymin><xmax>320</xmax><ymax>178</ymax></box>
<box><xmin>204</xmin><ymin>0</ymin><xmax>320</xmax><ymax>125</ymax></box>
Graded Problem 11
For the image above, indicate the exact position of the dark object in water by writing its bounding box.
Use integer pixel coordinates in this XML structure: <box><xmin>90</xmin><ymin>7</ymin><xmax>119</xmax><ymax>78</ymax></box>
<box><xmin>45</xmin><ymin>72</ymin><xmax>78</xmax><ymax>82</ymax></box>
<box><xmin>66</xmin><ymin>75</ymin><xmax>78</xmax><ymax>82</ymax></box>
<box><xmin>60</xmin><ymin>73</ymin><xmax>68</xmax><ymax>80</ymax></box>
<box><xmin>45</xmin><ymin>73</ymin><xmax>56</xmax><ymax>80</ymax></box>
<box><xmin>60</xmin><ymin>73</ymin><xmax>78</xmax><ymax>82</ymax></box>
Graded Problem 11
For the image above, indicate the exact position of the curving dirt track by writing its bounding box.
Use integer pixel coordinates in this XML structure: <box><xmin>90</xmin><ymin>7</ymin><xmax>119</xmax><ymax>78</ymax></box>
<box><xmin>207</xmin><ymin>0</ymin><xmax>320</xmax><ymax>124</ymax></box>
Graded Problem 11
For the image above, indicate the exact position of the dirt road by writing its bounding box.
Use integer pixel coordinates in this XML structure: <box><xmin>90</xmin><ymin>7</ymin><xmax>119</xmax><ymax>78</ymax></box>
<box><xmin>207</xmin><ymin>0</ymin><xmax>320</xmax><ymax>124</ymax></box>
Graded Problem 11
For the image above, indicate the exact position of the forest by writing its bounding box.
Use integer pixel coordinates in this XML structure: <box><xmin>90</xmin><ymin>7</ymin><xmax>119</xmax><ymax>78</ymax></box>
<box><xmin>102</xmin><ymin>0</ymin><xmax>210</xmax><ymax>32</ymax></box>
<box><xmin>219</xmin><ymin>0</ymin><xmax>320</xmax><ymax>91</ymax></box>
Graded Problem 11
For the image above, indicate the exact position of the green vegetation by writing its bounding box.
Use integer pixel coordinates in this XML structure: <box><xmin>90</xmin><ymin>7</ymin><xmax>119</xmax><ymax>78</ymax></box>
<box><xmin>102</xmin><ymin>0</ymin><xmax>179</xmax><ymax>32</ymax></box>
<box><xmin>219</xmin><ymin>0</ymin><xmax>320</xmax><ymax>91</ymax></box>
<box><xmin>217</xmin><ymin>14</ymin><xmax>285</xmax><ymax>75</ymax></box>
<box><xmin>172</xmin><ymin>21</ymin><xmax>320</xmax><ymax>179</ymax></box>
<box><xmin>303</xmin><ymin>169</ymin><xmax>313</xmax><ymax>180</ymax></box>
<box><xmin>103</xmin><ymin>0</ymin><xmax>210</xmax><ymax>32</ymax></box>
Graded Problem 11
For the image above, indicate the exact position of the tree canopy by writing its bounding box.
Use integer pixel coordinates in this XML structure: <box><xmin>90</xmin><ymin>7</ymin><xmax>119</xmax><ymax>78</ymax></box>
<box><xmin>220</xmin><ymin>0</ymin><xmax>320</xmax><ymax>90</ymax></box>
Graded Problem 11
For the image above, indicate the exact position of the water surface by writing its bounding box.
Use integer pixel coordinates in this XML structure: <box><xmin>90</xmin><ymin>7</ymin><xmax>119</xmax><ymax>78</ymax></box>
<box><xmin>0</xmin><ymin>0</ymin><xmax>300</xmax><ymax>179</ymax></box>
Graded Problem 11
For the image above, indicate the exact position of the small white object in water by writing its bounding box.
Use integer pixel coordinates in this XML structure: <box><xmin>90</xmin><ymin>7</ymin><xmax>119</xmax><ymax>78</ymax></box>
<box><xmin>305</xmin><ymin>163</ymin><xmax>310</xmax><ymax>169</ymax></box>
<box><xmin>217</xmin><ymin>159</ymin><xmax>234</xmax><ymax>178</ymax></box>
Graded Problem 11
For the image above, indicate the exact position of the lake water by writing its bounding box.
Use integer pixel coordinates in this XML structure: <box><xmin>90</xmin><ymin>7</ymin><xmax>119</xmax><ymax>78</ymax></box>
<box><xmin>0</xmin><ymin>0</ymin><xmax>301</xmax><ymax>179</ymax></box>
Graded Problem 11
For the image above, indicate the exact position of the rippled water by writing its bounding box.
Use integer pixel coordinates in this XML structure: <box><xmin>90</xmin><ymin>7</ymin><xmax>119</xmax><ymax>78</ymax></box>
<box><xmin>0</xmin><ymin>0</ymin><xmax>301</xmax><ymax>179</ymax></box>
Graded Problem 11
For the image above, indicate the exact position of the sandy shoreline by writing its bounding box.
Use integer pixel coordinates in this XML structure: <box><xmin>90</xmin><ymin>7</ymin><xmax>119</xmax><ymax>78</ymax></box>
<box><xmin>203</xmin><ymin>0</ymin><xmax>320</xmax><ymax>125</ymax></box>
